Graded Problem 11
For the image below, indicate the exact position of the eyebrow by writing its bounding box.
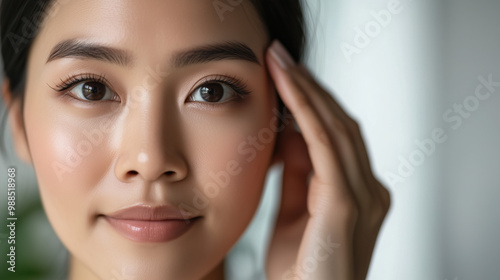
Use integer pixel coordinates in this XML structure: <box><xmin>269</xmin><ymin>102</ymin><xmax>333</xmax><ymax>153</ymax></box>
<box><xmin>171</xmin><ymin>41</ymin><xmax>260</xmax><ymax>67</ymax></box>
<box><xmin>46</xmin><ymin>39</ymin><xmax>132</xmax><ymax>66</ymax></box>
<box><xmin>46</xmin><ymin>39</ymin><xmax>260</xmax><ymax>67</ymax></box>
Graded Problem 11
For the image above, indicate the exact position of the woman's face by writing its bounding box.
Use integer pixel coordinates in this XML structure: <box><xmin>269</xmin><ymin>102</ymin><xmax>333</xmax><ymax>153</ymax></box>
<box><xmin>19</xmin><ymin>0</ymin><xmax>276</xmax><ymax>279</ymax></box>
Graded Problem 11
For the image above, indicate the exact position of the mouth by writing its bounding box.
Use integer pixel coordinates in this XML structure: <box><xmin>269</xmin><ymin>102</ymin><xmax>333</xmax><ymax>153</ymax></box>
<box><xmin>101</xmin><ymin>205</ymin><xmax>201</xmax><ymax>243</ymax></box>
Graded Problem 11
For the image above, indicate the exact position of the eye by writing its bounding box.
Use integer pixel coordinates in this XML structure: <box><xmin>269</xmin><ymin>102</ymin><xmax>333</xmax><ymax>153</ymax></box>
<box><xmin>189</xmin><ymin>82</ymin><xmax>239</xmax><ymax>103</ymax></box>
<box><xmin>49</xmin><ymin>73</ymin><xmax>118</xmax><ymax>102</ymax></box>
<box><xmin>70</xmin><ymin>81</ymin><xmax>115</xmax><ymax>101</ymax></box>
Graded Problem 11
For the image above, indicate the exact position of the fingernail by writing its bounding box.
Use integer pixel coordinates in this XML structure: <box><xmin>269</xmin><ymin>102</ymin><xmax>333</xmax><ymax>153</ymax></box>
<box><xmin>269</xmin><ymin>40</ymin><xmax>295</xmax><ymax>69</ymax></box>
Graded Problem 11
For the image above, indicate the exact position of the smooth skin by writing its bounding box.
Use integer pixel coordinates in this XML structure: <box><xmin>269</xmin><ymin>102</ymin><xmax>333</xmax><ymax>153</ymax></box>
<box><xmin>5</xmin><ymin>1</ymin><xmax>275</xmax><ymax>279</ymax></box>
<box><xmin>2</xmin><ymin>1</ymin><xmax>390</xmax><ymax>279</ymax></box>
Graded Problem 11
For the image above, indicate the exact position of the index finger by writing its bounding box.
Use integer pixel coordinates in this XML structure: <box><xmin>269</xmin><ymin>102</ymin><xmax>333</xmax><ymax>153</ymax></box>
<box><xmin>266</xmin><ymin>41</ymin><xmax>349</xmax><ymax>195</ymax></box>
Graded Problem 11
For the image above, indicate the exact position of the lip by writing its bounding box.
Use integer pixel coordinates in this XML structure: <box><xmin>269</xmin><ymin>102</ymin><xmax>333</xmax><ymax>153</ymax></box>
<box><xmin>102</xmin><ymin>205</ymin><xmax>201</xmax><ymax>243</ymax></box>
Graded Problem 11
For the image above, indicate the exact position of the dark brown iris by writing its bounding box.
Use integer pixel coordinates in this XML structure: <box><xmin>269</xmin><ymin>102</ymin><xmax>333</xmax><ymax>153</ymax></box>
<box><xmin>199</xmin><ymin>83</ymin><xmax>224</xmax><ymax>102</ymax></box>
<box><xmin>82</xmin><ymin>82</ymin><xmax>106</xmax><ymax>100</ymax></box>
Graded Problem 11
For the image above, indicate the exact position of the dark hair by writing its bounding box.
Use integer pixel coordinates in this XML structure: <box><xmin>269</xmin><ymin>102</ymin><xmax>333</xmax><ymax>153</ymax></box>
<box><xmin>0</xmin><ymin>0</ymin><xmax>306</xmax><ymax>152</ymax></box>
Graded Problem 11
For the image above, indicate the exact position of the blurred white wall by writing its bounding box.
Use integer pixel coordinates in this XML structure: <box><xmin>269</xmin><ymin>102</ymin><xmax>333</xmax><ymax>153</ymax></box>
<box><xmin>440</xmin><ymin>0</ymin><xmax>500</xmax><ymax>279</ymax></box>
<box><xmin>299</xmin><ymin>0</ymin><xmax>500</xmax><ymax>279</ymax></box>
<box><xmin>304</xmin><ymin>0</ymin><xmax>443</xmax><ymax>279</ymax></box>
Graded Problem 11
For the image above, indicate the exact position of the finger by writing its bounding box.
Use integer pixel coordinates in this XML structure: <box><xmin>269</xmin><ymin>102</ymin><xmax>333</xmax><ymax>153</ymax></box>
<box><xmin>294</xmin><ymin>65</ymin><xmax>374</xmax><ymax>192</ymax></box>
<box><xmin>293</xmin><ymin>64</ymin><xmax>392</xmax><ymax>234</ymax></box>
<box><xmin>295</xmin><ymin>66</ymin><xmax>392</xmax><ymax>209</ymax></box>
<box><xmin>299</xmin><ymin>66</ymin><xmax>392</xmax><ymax>206</ymax></box>
<box><xmin>296</xmin><ymin>65</ymin><xmax>388</xmax><ymax>206</ymax></box>
<box><xmin>266</xmin><ymin>41</ymin><xmax>350</xmax><ymax>202</ymax></box>
<box><xmin>294</xmin><ymin>68</ymin><xmax>392</xmax><ymax>278</ymax></box>
<box><xmin>283</xmin><ymin>50</ymin><xmax>392</xmax><ymax>278</ymax></box>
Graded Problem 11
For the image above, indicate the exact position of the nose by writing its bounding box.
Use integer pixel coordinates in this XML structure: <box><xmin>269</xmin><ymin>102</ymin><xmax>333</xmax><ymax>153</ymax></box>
<box><xmin>114</xmin><ymin>98</ymin><xmax>188</xmax><ymax>183</ymax></box>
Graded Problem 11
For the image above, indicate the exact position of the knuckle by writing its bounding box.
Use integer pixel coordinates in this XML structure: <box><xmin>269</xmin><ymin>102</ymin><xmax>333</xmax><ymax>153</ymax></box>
<box><xmin>361</xmin><ymin>197</ymin><xmax>382</xmax><ymax>224</ymax></box>
<box><xmin>358</xmin><ymin>201</ymin><xmax>385</xmax><ymax>229</ymax></box>
<box><xmin>357</xmin><ymin>186</ymin><xmax>390</xmax><ymax>227</ymax></box>
<box><xmin>380</xmin><ymin>187</ymin><xmax>391</xmax><ymax>213</ymax></box>
<box><xmin>330</xmin><ymin>117</ymin><xmax>348</xmax><ymax>135</ymax></box>
<box><xmin>349</xmin><ymin>118</ymin><xmax>361</xmax><ymax>133</ymax></box>
<box><xmin>319</xmin><ymin>188</ymin><xmax>359</xmax><ymax>226</ymax></box>
<box><xmin>309</xmin><ymin>123</ymin><xmax>332</xmax><ymax>148</ymax></box>
<box><xmin>316</xmin><ymin>127</ymin><xmax>332</xmax><ymax>147</ymax></box>
<box><xmin>375</xmin><ymin>180</ymin><xmax>391</xmax><ymax>210</ymax></box>
<box><xmin>370</xmin><ymin>202</ymin><xmax>387</xmax><ymax>225</ymax></box>
<box><xmin>346</xmin><ymin>118</ymin><xmax>363</xmax><ymax>141</ymax></box>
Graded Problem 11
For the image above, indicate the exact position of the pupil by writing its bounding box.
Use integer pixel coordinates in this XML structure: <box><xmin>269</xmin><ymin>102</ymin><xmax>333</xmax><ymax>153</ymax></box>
<box><xmin>82</xmin><ymin>82</ymin><xmax>106</xmax><ymax>100</ymax></box>
<box><xmin>200</xmin><ymin>83</ymin><xmax>224</xmax><ymax>102</ymax></box>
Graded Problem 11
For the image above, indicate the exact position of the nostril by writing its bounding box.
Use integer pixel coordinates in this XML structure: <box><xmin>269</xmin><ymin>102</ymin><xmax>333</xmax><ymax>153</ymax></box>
<box><xmin>165</xmin><ymin>171</ymin><xmax>175</xmax><ymax>176</ymax></box>
<box><xmin>128</xmin><ymin>170</ymin><xmax>139</xmax><ymax>176</ymax></box>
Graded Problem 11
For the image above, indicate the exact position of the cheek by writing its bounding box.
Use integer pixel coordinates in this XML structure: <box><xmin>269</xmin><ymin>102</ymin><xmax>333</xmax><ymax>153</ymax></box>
<box><xmin>182</xmin><ymin>90</ymin><xmax>278</xmax><ymax>241</ymax></box>
<box><xmin>23</xmin><ymin>95</ymin><xmax>114</xmax><ymax>245</ymax></box>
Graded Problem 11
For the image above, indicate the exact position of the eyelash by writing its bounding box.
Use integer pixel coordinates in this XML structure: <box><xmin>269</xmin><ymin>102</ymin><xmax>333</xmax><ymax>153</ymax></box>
<box><xmin>49</xmin><ymin>73</ymin><xmax>251</xmax><ymax>102</ymax></box>
<box><xmin>192</xmin><ymin>74</ymin><xmax>251</xmax><ymax>97</ymax></box>
<box><xmin>50</xmin><ymin>73</ymin><xmax>109</xmax><ymax>93</ymax></box>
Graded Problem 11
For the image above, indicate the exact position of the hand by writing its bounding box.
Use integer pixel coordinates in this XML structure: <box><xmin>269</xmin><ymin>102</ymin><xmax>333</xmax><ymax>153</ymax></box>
<box><xmin>265</xmin><ymin>40</ymin><xmax>391</xmax><ymax>280</ymax></box>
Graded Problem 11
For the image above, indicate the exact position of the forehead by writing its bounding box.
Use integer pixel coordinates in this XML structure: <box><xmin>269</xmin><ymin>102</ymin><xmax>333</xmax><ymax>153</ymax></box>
<box><xmin>32</xmin><ymin>0</ymin><xmax>268</xmax><ymax>64</ymax></box>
